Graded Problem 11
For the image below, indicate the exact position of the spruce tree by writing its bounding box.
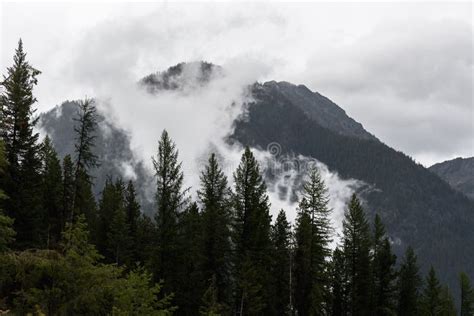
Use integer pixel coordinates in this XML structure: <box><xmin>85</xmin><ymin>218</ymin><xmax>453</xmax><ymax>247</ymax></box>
<box><xmin>371</xmin><ymin>214</ymin><xmax>397</xmax><ymax>316</ymax></box>
<box><xmin>124</xmin><ymin>180</ymin><xmax>141</xmax><ymax>263</ymax></box>
<box><xmin>40</xmin><ymin>136</ymin><xmax>63</xmax><ymax>248</ymax></box>
<box><xmin>198</xmin><ymin>153</ymin><xmax>232</xmax><ymax>309</ymax></box>
<box><xmin>152</xmin><ymin>130</ymin><xmax>189</xmax><ymax>293</ymax></box>
<box><xmin>294</xmin><ymin>168</ymin><xmax>333</xmax><ymax>315</ymax></box>
<box><xmin>342</xmin><ymin>194</ymin><xmax>372</xmax><ymax>316</ymax></box>
<box><xmin>232</xmin><ymin>147</ymin><xmax>272</xmax><ymax>315</ymax></box>
<box><xmin>107</xmin><ymin>179</ymin><xmax>132</xmax><ymax>266</ymax></box>
<box><xmin>270</xmin><ymin>209</ymin><xmax>292</xmax><ymax>315</ymax></box>
<box><xmin>136</xmin><ymin>213</ymin><xmax>155</xmax><ymax>265</ymax></box>
<box><xmin>0</xmin><ymin>39</ymin><xmax>43</xmax><ymax>248</ymax></box>
<box><xmin>397</xmin><ymin>246</ymin><xmax>422</xmax><ymax>316</ymax></box>
<box><xmin>438</xmin><ymin>286</ymin><xmax>457</xmax><ymax>316</ymax></box>
<box><xmin>97</xmin><ymin>178</ymin><xmax>125</xmax><ymax>262</ymax></box>
<box><xmin>330</xmin><ymin>246</ymin><xmax>348</xmax><ymax>316</ymax></box>
<box><xmin>176</xmin><ymin>202</ymin><xmax>204</xmax><ymax>314</ymax></box>
<box><xmin>460</xmin><ymin>272</ymin><xmax>474</xmax><ymax>316</ymax></box>
<box><xmin>62</xmin><ymin>155</ymin><xmax>75</xmax><ymax>225</ymax></box>
<box><xmin>420</xmin><ymin>267</ymin><xmax>442</xmax><ymax>316</ymax></box>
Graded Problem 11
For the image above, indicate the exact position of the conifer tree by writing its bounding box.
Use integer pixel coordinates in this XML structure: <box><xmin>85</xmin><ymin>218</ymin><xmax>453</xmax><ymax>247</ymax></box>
<box><xmin>294</xmin><ymin>168</ymin><xmax>333</xmax><ymax>315</ymax></box>
<box><xmin>152</xmin><ymin>130</ymin><xmax>189</xmax><ymax>293</ymax></box>
<box><xmin>72</xmin><ymin>98</ymin><xmax>99</xmax><ymax>224</ymax></box>
<box><xmin>460</xmin><ymin>272</ymin><xmax>474</xmax><ymax>316</ymax></box>
<box><xmin>198</xmin><ymin>153</ymin><xmax>232</xmax><ymax>309</ymax></box>
<box><xmin>136</xmin><ymin>213</ymin><xmax>155</xmax><ymax>265</ymax></box>
<box><xmin>200</xmin><ymin>275</ymin><xmax>226</xmax><ymax>316</ymax></box>
<box><xmin>40</xmin><ymin>136</ymin><xmax>63</xmax><ymax>247</ymax></box>
<box><xmin>397</xmin><ymin>246</ymin><xmax>422</xmax><ymax>316</ymax></box>
<box><xmin>0</xmin><ymin>39</ymin><xmax>43</xmax><ymax>248</ymax></box>
<box><xmin>270</xmin><ymin>209</ymin><xmax>292</xmax><ymax>315</ymax></box>
<box><xmin>420</xmin><ymin>267</ymin><xmax>442</xmax><ymax>316</ymax></box>
<box><xmin>438</xmin><ymin>286</ymin><xmax>457</xmax><ymax>316</ymax></box>
<box><xmin>107</xmin><ymin>179</ymin><xmax>132</xmax><ymax>265</ymax></box>
<box><xmin>371</xmin><ymin>214</ymin><xmax>397</xmax><ymax>316</ymax></box>
<box><xmin>176</xmin><ymin>202</ymin><xmax>204</xmax><ymax>314</ymax></box>
<box><xmin>330</xmin><ymin>246</ymin><xmax>348</xmax><ymax>316</ymax></box>
<box><xmin>97</xmin><ymin>178</ymin><xmax>125</xmax><ymax>262</ymax></box>
<box><xmin>124</xmin><ymin>180</ymin><xmax>141</xmax><ymax>263</ymax></box>
<box><xmin>232</xmin><ymin>147</ymin><xmax>272</xmax><ymax>315</ymax></box>
<box><xmin>342</xmin><ymin>194</ymin><xmax>372</xmax><ymax>316</ymax></box>
<box><xmin>62</xmin><ymin>154</ymin><xmax>75</xmax><ymax>224</ymax></box>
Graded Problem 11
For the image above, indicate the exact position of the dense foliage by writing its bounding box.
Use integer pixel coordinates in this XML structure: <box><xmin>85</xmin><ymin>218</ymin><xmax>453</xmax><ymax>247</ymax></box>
<box><xmin>1</xmin><ymin>41</ymin><xmax>473</xmax><ymax>315</ymax></box>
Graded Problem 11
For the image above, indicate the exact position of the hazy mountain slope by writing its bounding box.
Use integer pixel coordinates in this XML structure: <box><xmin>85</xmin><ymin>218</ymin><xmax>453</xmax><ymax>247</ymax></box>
<box><xmin>430</xmin><ymin>157</ymin><xmax>474</xmax><ymax>200</ymax></box>
<box><xmin>39</xmin><ymin>101</ymin><xmax>155</xmax><ymax>215</ymax></box>
<box><xmin>231</xmin><ymin>81</ymin><xmax>474</xmax><ymax>291</ymax></box>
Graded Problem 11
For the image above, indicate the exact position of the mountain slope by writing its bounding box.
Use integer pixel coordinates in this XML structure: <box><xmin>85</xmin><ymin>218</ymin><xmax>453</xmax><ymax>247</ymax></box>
<box><xmin>430</xmin><ymin>157</ymin><xmax>474</xmax><ymax>200</ymax></box>
<box><xmin>231</xmin><ymin>80</ymin><xmax>474</xmax><ymax>292</ymax></box>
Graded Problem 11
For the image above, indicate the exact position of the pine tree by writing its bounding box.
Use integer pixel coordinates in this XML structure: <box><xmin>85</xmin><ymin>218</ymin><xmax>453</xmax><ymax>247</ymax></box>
<box><xmin>371</xmin><ymin>214</ymin><xmax>397</xmax><ymax>316</ymax></box>
<box><xmin>270</xmin><ymin>209</ymin><xmax>292</xmax><ymax>315</ymax></box>
<box><xmin>342</xmin><ymin>194</ymin><xmax>372</xmax><ymax>316</ymax></box>
<box><xmin>124</xmin><ymin>180</ymin><xmax>141</xmax><ymax>263</ymax></box>
<box><xmin>438</xmin><ymin>286</ymin><xmax>457</xmax><ymax>316</ymax></box>
<box><xmin>232</xmin><ymin>147</ymin><xmax>272</xmax><ymax>315</ymax></box>
<box><xmin>152</xmin><ymin>130</ymin><xmax>189</xmax><ymax>293</ymax></box>
<box><xmin>200</xmin><ymin>275</ymin><xmax>226</xmax><ymax>316</ymax></box>
<box><xmin>176</xmin><ymin>202</ymin><xmax>204</xmax><ymax>314</ymax></box>
<box><xmin>71</xmin><ymin>98</ymin><xmax>99</xmax><ymax>224</ymax></box>
<box><xmin>62</xmin><ymin>155</ymin><xmax>74</xmax><ymax>214</ymax></box>
<box><xmin>40</xmin><ymin>136</ymin><xmax>63</xmax><ymax>248</ymax></box>
<box><xmin>136</xmin><ymin>213</ymin><xmax>155</xmax><ymax>265</ymax></box>
<box><xmin>397</xmin><ymin>246</ymin><xmax>422</xmax><ymax>316</ymax></box>
<box><xmin>97</xmin><ymin>178</ymin><xmax>124</xmax><ymax>262</ymax></box>
<box><xmin>420</xmin><ymin>267</ymin><xmax>442</xmax><ymax>316</ymax></box>
<box><xmin>0</xmin><ymin>39</ymin><xmax>44</xmax><ymax>248</ymax></box>
<box><xmin>198</xmin><ymin>153</ymin><xmax>232</xmax><ymax>310</ymax></box>
<box><xmin>294</xmin><ymin>168</ymin><xmax>333</xmax><ymax>315</ymax></box>
<box><xmin>460</xmin><ymin>272</ymin><xmax>474</xmax><ymax>316</ymax></box>
<box><xmin>330</xmin><ymin>246</ymin><xmax>348</xmax><ymax>316</ymax></box>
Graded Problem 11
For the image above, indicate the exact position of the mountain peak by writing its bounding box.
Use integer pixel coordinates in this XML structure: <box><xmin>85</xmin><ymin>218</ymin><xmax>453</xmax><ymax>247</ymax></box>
<box><xmin>140</xmin><ymin>61</ymin><xmax>221</xmax><ymax>92</ymax></box>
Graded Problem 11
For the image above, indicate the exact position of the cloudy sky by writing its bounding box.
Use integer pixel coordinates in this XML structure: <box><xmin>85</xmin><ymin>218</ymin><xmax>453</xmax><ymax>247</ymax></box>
<box><xmin>1</xmin><ymin>0</ymin><xmax>472</xmax><ymax>167</ymax></box>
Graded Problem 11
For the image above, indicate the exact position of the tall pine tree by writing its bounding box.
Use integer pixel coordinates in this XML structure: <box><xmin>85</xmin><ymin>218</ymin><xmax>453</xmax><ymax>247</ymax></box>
<box><xmin>232</xmin><ymin>147</ymin><xmax>272</xmax><ymax>315</ymax></box>
<box><xmin>0</xmin><ymin>39</ymin><xmax>44</xmax><ymax>248</ymax></box>
<box><xmin>420</xmin><ymin>267</ymin><xmax>442</xmax><ymax>316</ymax></box>
<box><xmin>397</xmin><ymin>246</ymin><xmax>422</xmax><ymax>316</ymax></box>
<box><xmin>371</xmin><ymin>214</ymin><xmax>397</xmax><ymax>316</ymax></box>
<box><xmin>152</xmin><ymin>130</ymin><xmax>189</xmax><ymax>294</ymax></box>
<box><xmin>198</xmin><ymin>153</ymin><xmax>232</xmax><ymax>311</ymax></box>
<box><xmin>72</xmin><ymin>98</ymin><xmax>99</xmax><ymax>225</ymax></box>
<box><xmin>342</xmin><ymin>194</ymin><xmax>372</xmax><ymax>316</ymax></box>
<box><xmin>40</xmin><ymin>136</ymin><xmax>63</xmax><ymax>248</ymax></box>
<box><xmin>124</xmin><ymin>180</ymin><xmax>141</xmax><ymax>264</ymax></box>
<box><xmin>270</xmin><ymin>209</ymin><xmax>292</xmax><ymax>315</ymax></box>
<box><xmin>294</xmin><ymin>168</ymin><xmax>333</xmax><ymax>315</ymax></box>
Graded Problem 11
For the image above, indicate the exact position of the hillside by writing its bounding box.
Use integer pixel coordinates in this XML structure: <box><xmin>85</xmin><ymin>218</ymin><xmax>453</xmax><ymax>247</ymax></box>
<box><xmin>430</xmin><ymin>157</ymin><xmax>474</xmax><ymax>200</ymax></box>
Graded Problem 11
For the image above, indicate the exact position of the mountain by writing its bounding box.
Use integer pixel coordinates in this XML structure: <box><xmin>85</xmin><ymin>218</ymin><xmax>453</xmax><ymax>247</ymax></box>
<box><xmin>430</xmin><ymin>157</ymin><xmax>474</xmax><ymax>200</ymax></box>
<box><xmin>39</xmin><ymin>62</ymin><xmax>474</xmax><ymax>295</ymax></box>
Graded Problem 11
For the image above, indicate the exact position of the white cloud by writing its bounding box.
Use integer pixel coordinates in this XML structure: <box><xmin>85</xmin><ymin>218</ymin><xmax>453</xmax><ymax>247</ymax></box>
<box><xmin>1</xmin><ymin>1</ymin><xmax>472</xmax><ymax>167</ymax></box>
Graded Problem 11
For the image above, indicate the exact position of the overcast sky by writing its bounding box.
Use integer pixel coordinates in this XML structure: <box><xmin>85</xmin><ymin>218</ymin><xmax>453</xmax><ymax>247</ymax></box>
<box><xmin>1</xmin><ymin>1</ymin><xmax>472</xmax><ymax>167</ymax></box>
